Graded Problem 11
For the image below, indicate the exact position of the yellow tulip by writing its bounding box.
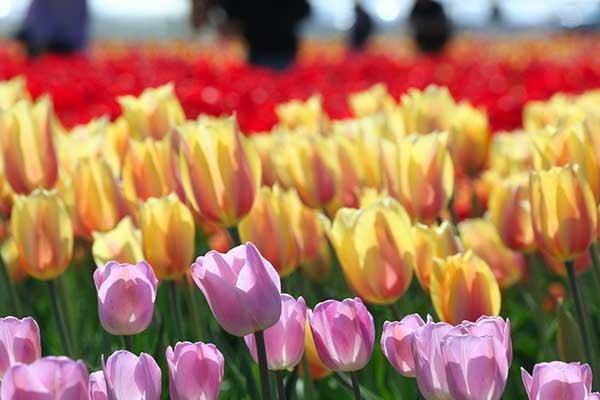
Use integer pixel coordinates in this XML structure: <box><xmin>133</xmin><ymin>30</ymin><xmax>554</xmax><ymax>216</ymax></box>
<box><xmin>0</xmin><ymin>76</ymin><xmax>30</xmax><ymax>110</ymax></box>
<box><xmin>251</xmin><ymin>134</ymin><xmax>280</xmax><ymax>186</ymax></box>
<box><xmin>275</xmin><ymin>95</ymin><xmax>328</xmax><ymax>135</ymax></box>
<box><xmin>401</xmin><ymin>85</ymin><xmax>455</xmax><ymax>134</ymax></box>
<box><xmin>10</xmin><ymin>190</ymin><xmax>73</xmax><ymax>280</ymax></box>
<box><xmin>349</xmin><ymin>83</ymin><xmax>396</xmax><ymax>117</ymax></box>
<box><xmin>327</xmin><ymin>197</ymin><xmax>414</xmax><ymax>304</ymax></box>
<box><xmin>0</xmin><ymin>98</ymin><xmax>58</xmax><ymax>194</ymax></box>
<box><xmin>326</xmin><ymin>134</ymin><xmax>365</xmax><ymax>213</ymax></box>
<box><xmin>489</xmin><ymin>132</ymin><xmax>535</xmax><ymax>177</ymax></box>
<box><xmin>238</xmin><ymin>186</ymin><xmax>301</xmax><ymax>277</ymax></box>
<box><xmin>447</xmin><ymin>103</ymin><xmax>490</xmax><ymax>175</ymax></box>
<box><xmin>177</xmin><ymin>116</ymin><xmax>261</xmax><ymax>227</ymax></box>
<box><xmin>430</xmin><ymin>251</ymin><xmax>501</xmax><ymax>324</ymax></box>
<box><xmin>91</xmin><ymin>216</ymin><xmax>143</xmax><ymax>267</ymax></box>
<box><xmin>140</xmin><ymin>194</ymin><xmax>195</xmax><ymax>280</ymax></box>
<box><xmin>1</xmin><ymin>237</ymin><xmax>28</xmax><ymax>283</ymax></box>
<box><xmin>529</xmin><ymin>165</ymin><xmax>597</xmax><ymax>261</ymax></box>
<box><xmin>523</xmin><ymin>94</ymin><xmax>582</xmax><ymax>131</ymax></box>
<box><xmin>118</xmin><ymin>83</ymin><xmax>185</xmax><ymax>140</ymax></box>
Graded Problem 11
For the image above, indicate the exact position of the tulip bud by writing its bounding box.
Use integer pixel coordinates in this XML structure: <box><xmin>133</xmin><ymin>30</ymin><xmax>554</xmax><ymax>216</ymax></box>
<box><xmin>489</xmin><ymin>132</ymin><xmax>535</xmax><ymax>177</ymax></box>
<box><xmin>276</xmin><ymin>95</ymin><xmax>328</xmax><ymax>135</ymax></box>
<box><xmin>11</xmin><ymin>189</ymin><xmax>73</xmax><ymax>280</ymax></box>
<box><xmin>0</xmin><ymin>76</ymin><xmax>30</xmax><ymax>110</ymax></box>
<box><xmin>309</xmin><ymin>298</ymin><xmax>375</xmax><ymax>372</ymax></box>
<box><xmin>238</xmin><ymin>186</ymin><xmax>302</xmax><ymax>277</ymax></box>
<box><xmin>92</xmin><ymin>216</ymin><xmax>143</xmax><ymax>267</ymax></box>
<box><xmin>349</xmin><ymin>83</ymin><xmax>396</xmax><ymax>118</ymax></box>
<box><xmin>191</xmin><ymin>243</ymin><xmax>282</xmax><ymax>336</ymax></box>
<box><xmin>0</xmin><ymin>98</ymin><xmax>58</xmax><ymax>194</ymax></box>
<box><xmin>522</xmin><ymin>362</ymin><xmax>600</xmax><ymax>400</ymax></box>
<box><xmin>118</xmin><ymin>83</ymin><xmax>185</xmax><ymax>140</ymax></box>
<box><xmin>381</xmin><ymin>314</ymin><xmax>427</xmax><ymax>377</ymax></box>
<box><xmin>327</xmin><ymin>197</ymin><xmax>415</xmax><ymax>304</ymax></box>
<box><xmin>103</xmin><ymin>351</ymin><xmax>161</xmax><ymax>400</ymax></box>
<box><xmin>166</xmin><ymin>341</ymin><xmax>225</xmax><ymax>400</ymax></box>
<box><xmin>530</xmin><ymin>165</ymin><xmax>597</xmax><ymax>261</ymax></box>
<box><xmin>252</xmin><ymin>134</ymin><xmax>280</xmax><ymax>186</ymax></box>
<box><xmin>89</xmin><ymin>371</ymin><xmax>107</xmax><ymax>400</ymax></box>
<box><xmin>1</xmin><ymin>237</ymin><xmax>28</xmax><ymax>283</ymax></box>
<box><xmin>140</xmin><ymin>194</ymin><xmax>195</xmax><ymax>280</ymax></box>
<box><xmin>430</xmin><ymin>251</ymin><xmax>501</xmax><ymax>324</ymax></box>
<box><xmin>401</xmin><ymin>85</ymin><xmax>455</xmax><ymax>134</ymax></box>
<box><xmin>0</xmin><ymin>316</ymin><xmax>41</xmax><ymax>378</ymax></box>
<box><xmin>326</xmin><ymin>134</ymin><xmax>365</xmax><ymax>212</ymax></box>
<box><xmin>447</xmin><ymin>103</ymin><xmax>490</xmax><ymax>175</ymax></box>
<box><xmin>177</xmin><ymin>117</ymin><xmax>261</xmax><ymax>226</ymax></box>
<box><xmin>1</xmin><ymin>356</ymin><xmax>89</xmax><ymax>399</ymax></box>
<box><xmin>93</xmin><ymin>261</ymin><xmax>158</xmax><ymax>336</ymax></box>
<box><xmin>301</xmin><ymin>316</ymin><xmax>332</xmax><ymax>379</ymax></box>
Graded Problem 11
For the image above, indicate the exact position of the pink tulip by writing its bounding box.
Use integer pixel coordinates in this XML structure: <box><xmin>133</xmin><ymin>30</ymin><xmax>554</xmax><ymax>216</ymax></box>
<box><xmin>244</xmin><ymin>294</ymin><xmax>307</xmax><ymax>370</ymax></box>
<box><xmin>380</xmin><ymin>314</ymin><xmax>429</xmax><ymax>377</ymax></box>
<box><xmin>89</xmin><ymin>371</ymin><xmax>107</xmax><ymax>400</ymax></box>
<box><xmin>1</xmin><ymin>356</ymin><xmax>89</xmax><ymax>399</ymax></box>
<box><xmin>308</xmin><ymin>297</ymin><xmax>375</xmax><ymax>372</ymax></box>
<box><xmin>522</xmin><ymin>361</ymin><xmax>600</xmax><ymax>400</ymax></box>
<box><xmin>0</xmin><ymin>316</ymin><xmax>41</xmax><ymax>378</ymax></box>
<box><xmin>93</xmin><ymin>261</ymin><xmax>158</xmax><ymax>335</ymax></box>
<box><xmin>102</xmin><ymin>350</ymin><xmax>161</xmax><ymax>400</ymax></box>
<box><xmin>166</xmin><ymin>341</ymin><xmax>225</xmax><ymax>400</ymax></box>
<box><xmin>413</xmin><ymin>321</ymin><xmax>454</xmax><ymax>399</ymax></box>
<box><xmin>191</xmin><ymin>242</ymin><xmax>282</xmax><ymax>336</ymax></box>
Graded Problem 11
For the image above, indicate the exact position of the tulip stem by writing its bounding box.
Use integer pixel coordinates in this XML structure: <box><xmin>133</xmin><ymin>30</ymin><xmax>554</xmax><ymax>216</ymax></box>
<box><xmin>0</xmin><ymin>255</ymin><xmax>21</xmax><ymax>315</ymax></box>
<box><xmin>276</xmin><ymin>370</ymin><xmax>287</xmax><ymax>400</ymax></box>
<box><xmin>47</xmin><ymin>280</ymin><xmax>73</xmax><ymax>357</ymax></box>
<box><xmin>350</xmin><ymin>372</ymin><xmax>362</xmax><ymax>400</ymax></box>
<box><xmin>168</xmin><ymin>280</ymin><xmax>184</xmax><ymax>341</ymax></box>
<box><xmin>284</xmin><ymin>366</ymin><xmax>299</xmax><ymax>399</ymax></box>
<box><xmin>183</xmin><ymin>280</ymin><xmax>204</xmax><ymax>340</ymax></box>
<box><xmin>565</xmin><ymin>260</ymin><xmax>594</xmax><ymax>364</ymax></box>
<box><xmin>588</xmin><ymin>244</ymin><xmax>600</xmax><ymax>293</ymax></box>
<box><xmin>301</xmin><ymin>354</ymin><xmax>314</xmax><ymax>400</ymax></box>
<box><xmin>255</xmin><ymin>330</ymin><xmax>273</xmax><ymax>400</ymax></box>
<box><xmin>227</xmin><ymin>226</ymin><xmax>241</xmax><ymax>247</ymax></box>
<box><xmin>123</xmin><ymin>335</ymin><xmax>134</xmax><ymax>352</ymax></box>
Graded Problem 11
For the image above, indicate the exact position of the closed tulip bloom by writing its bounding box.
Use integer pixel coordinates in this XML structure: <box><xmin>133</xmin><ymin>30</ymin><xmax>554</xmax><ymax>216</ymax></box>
<box><xmin>11</xmin><ymin>189</ymin><xmax>73</xmax><ymax>280</ymax></box>
<box><xmin>381</xmin><ymin>314</ymin><xmax>428</xmax><ymax>377</ymax></box>
<box><xmin>309</xmin><ymin>297</ymin><xmax>375</xmax><ymax>372</ymax></box>
<box><xmin>302</xmin><ymin>317</ymin><xmax>332</xmax><ymax>379</ymax></box>
<box><xmin>103</xmin><ymin>351</ymin><xmax>161</xmax><ymax>400</ymax></box>
<box><xmin>430</xmin><ymin>251</ymin><xmax>501</xmax><ymax>324</ymax></box>
<box><xmin>192</xmin><ymin>243</ymin><xmax>282</xmax><ymax>336</ymax></box>
<box><xmin>382</xmin><ymin>133</ymin><xmax>455</xmax><ymax>223</ymax></box>
<box><xmin>166</xmin><ymin>341</ymin><xmax>225</xmax><ymax>400</ymax></box>
<box><xmin>489</xmin><ymin>132</ymin><xmax>535</xmax><ymax>177</ymax></box>
<box><xmin>327</xmin><ymin>134</ymin><xmax>365</xmax><ymax>211</ymax></box>
<box><xmin>413</xmin><ymin>221</ymin><xmax>462</xmax><ymax>291</ymax></box>
<box><xmin>93</xmin><ymin>261</ymin><xmax>158</xmax><ymax>335</ymax></box>
<box><xmin>522</xmin><ymin>362</ymin><xmax>600</xmax><ymax>400</ymax></box>
<box><xmin>401</xmin><ymin>85</ymin><xmax>455</xmax><ymax>134</ymax></box>
<box><xmin>413</xmin><ymin>321</ymin><xmax>454</xmax><ymax>399</ymax></box>
<box><xmin>275</xmin><ymin>95</ymin><xmax>328</xmax><ymax>135</ymax></box>
<box><xmin>118</xmin><ymin>83</ymin><xmax>185</xmax><ymax>140</ymax></box>
<box><xmin>0</xmin><ymin>316</ymin><xmax>41</xmax><ymax>378</ymax></box>
<box><xmin>92</xmin><ymin>216</ymin><xmax>143</xmax><ymax>267</ymax></box>
<box><xmin>447</xmin><ymin>103</ymin><xmax>490</xmax><ymax>175</ymax></box>
<box><xmin>0</xmin><ymin>76</ymin><xmax>30</xmax><ymax>110</ymax></box>
<box><xmin>177</xmin><ymin>117</ymin><xmax>261</xmax><ymax>226</ymax></box>
<box><xmin>1</xmin><ymin>237</ymin><xmax>29</xmax><ymax>283</ymax></box>
<box><xmin>89</xmin><ymin>371</ymin><xmax>107</xmax><ymax>400</ymax></box>
<box><xmin>349</xmin><ymin>83</ymin><xmax>396</xmax><ymax>118</ymax></box>
<box><xmin>140</xmin><ymin>194</ymin><xmax>195</xmax><ymax>280</ymax></box>
<box><xmin>245</xmin><ymin>294</ymin><xmax>307</xmax><ymax>370</ymax></box>
<box><xmin>530</xmin><ymin>165</ymin><xmax>597</xmax><ymax>261</ymax></box>
<box><xmin>238</xmin><ymin>186</ymin><xmax>302</xmax><ymax>277</ymax></box>
<box><xmin>1</xmin><ymin>356</ymin><xmax>89</xmax><ymax>399</ymax></box>
<box><xmin>327</xmin><ymin>197</ymin><xmax>415</xmax><ymax>304</ymax></box>
<box><xmin>252</xmin><ymin>134</ymin><xmax>280</xmax><ymax>186</ymax></box>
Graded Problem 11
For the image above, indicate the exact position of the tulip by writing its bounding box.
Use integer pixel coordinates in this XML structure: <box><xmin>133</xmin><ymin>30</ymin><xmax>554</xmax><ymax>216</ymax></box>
<box><xmin>458</xmin><ymin>218</ymin><xmax>525</xmax><ymax>289</ymax></box>
<box><xmin>0</xmin><ymin>98</ymin><xmax>58</xmax><ymax>194</ymax></box>
<box><xmin>11</xmin><ymin>189</ymin><xmax>73</xmax><ymax>280</ymax></box>
<box><xmin>430</xmin><ymin>251</ymin><xmax>501</xmax><ymax>324</ymax></box>
<box><xmin>238</xmin><ymin>186</ymin><xmax>302</xmax><ymax>277</ymax></box>
<box><xmin>489</xmin><ymin>132</ymin><xmax>535</xmax><ymax>177</ymax></box>
<box><xmin>245</xmin><ymin>294</ymin><xmax>307</xmax><ymax>370</ymax></box>
<box><xmin>166</xmin><ymin>341</ymin><xmax>225</xmax><ymax>400</ymax></box>
<box><xmin>1</xmin><ymin>356</ymin><xmax>89</xmax><ymax>399</ymax></box>
<box><xmin>140</xmin><ymin>194</ymin><xmax>195</xmax><ymax>280</ymax></box>
<box><xmin>380</xmin><ymin>314</ymin><xmax>427</xmax><ymax>377</ymax></box>
<box><xmin>102</xmin><ymin>350</ymin><xmax>161</xmax><ymax>400</ymax></box>
<box><xmin>191</xmin><ymin>242</ymin><xmax>281</xmax><ymax>336</ymax></box>
<box><xmin>177</xmin><ymin>117</ymin><xmax>261</xmax><ymax>226</ymax></box>
<box><xmin>349</xmin><ymin>83</ymin><xmax>396</xmax><ymax>118</ymax></box>
<box><xmin>1</xmin><ymin>237</ymin><xmax>28</xmax><ymax>283</ymax></box>
<box><xmin>93</xmin><ymin>261</ymin><xmax>158</xmax><ymax>336</ymax></box>
<box><xmin>89</xmin><ymin>371</ymin><xmax>107</xmax><ymax>400</ymax></box>
<box><xmin>252</xmin><ymin>134</ymin><xmax>280</xmax><ymax>186</ymax></box>
<box><xmin>91</xmin><ymin>216</ymin><xmax>144</xmax><ymax>267</ymax></box>
<box><xmin>327</xmin><ymin>197</ymin><xmax>415</xmax><ymax>304</ymax></box>
<box><xmin>447</xmin><ymin>103</ymin><xmax>490</xmax><ymax>175</ymax></box>
<box><xmin>300</xmin><ymin>316</ymin><xmax>332</xmax><ymax>380</ymax></box>
<box><xmin>523</xmin><ymin>94</ymin><xmax>578</xmax><ymax>130</ymax></box>
<box><xmin>325</xmin><ymin>134</ymin><xmax>366</xmax><ymax>213</ymax></box>
<box><xmin>0</xmin><ymin>76</ymin><xmax>30</xmax><ymax>110</ymax></box>
<box><xmin>382</xmin><ymin>133</ymin><xmax>455</xmax><ymax>223</ymax></box>
<box><xmin>522</xmin><ymin>361</ymin><xmax>600</xmax><ymax>400</ymax></box>
<box><xmin>308</xmin><ymin>297</ymin><xmax>375</xmax><ymax>372</ymax></box>
<box><xmin>401</xmin><ymin>85</ymin><xmax>455</xmax><ymax>134</ymax></box>
<box><xmin>118</xmin><ymin>83</ymin><xmax>185</xmax><ymax>140</ymax></box>
<box><xmin>0</xmin><ymin>316</ymin><xmax>41</xmax><ymax>378</ymax></box>
<box><xmin>530</xmin><ymin>165</ymin><xmax>597</xmax><ymax>261</ymax></box>
<box><xmin>412</xmin><ymin>221</ymin><xmax>462</xmax><ymax>291</ymax></box>
<box><xmin>275</xmin><ymin>95</ymin><xmax>328</xmax><ymax>135</ymax></box>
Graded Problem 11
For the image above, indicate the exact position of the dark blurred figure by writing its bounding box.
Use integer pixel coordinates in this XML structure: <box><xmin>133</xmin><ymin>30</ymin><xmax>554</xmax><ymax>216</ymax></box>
<box><xmin>350</xmin><ymin>0</ymin><xmax>373</xmax><ymax>50</ymax></box>
<box><xmin>17</xmin><ymin>0</ymin><xmax>89</xmax><ymax>57</ymax></box>
<box><xmin>409</xmin><ymin>0</ymin><xmax>452</xmax><ymax>53</ymax></box>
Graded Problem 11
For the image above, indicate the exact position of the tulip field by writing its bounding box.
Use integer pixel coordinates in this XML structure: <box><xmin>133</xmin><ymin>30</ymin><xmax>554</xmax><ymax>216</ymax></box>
<box><xmin>4</xmin><ymin>35</ymin><xmax>600</xmax><ymax>399</ymax></box>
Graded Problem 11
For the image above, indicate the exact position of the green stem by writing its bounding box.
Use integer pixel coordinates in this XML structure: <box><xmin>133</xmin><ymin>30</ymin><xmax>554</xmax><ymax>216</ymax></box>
<box><xmin>123</xmin><ymin>335</ymin><xmax>134</xmax><ymax>352</ymax></box>
<box><xmin>0</xmin><ymin>255</ymin><xmax>21</xmax><ymax>315</ymax></box>
<box><xmin>227</xmin><ymin>226</ymin><xmax>241</xmax><ymax>247</ymax></box>
<box><xmin>47</xmin><ymin>280</ymin><xmax>73</xmax><ymax>356</ymax></box>
<box><xmin>350</xmin><ymin>372</ymin><xmax>362</xmax><ymax>400</ymax></box>
<box><xmin>57</xmin><ymin>276</ymin><xmax>75</xmax><ymax>350</ymax></box>
<box><xmin>565</xmin><ymin>260</ymin><xmax>594</xmax><ymax>364</ymax></box>
<box><xmin>255</xmin><ymin>330</ymin><xmax>273</xmax><ymax>400</ymax></box>
<box><xmin>276</xmin><ymin>370</ymin><xmax>287</xmax><ymax>400</ymax></box>
<box><xmin>284</xmin><ymin>366</ymin><xmax>299</xmax><ymax>400</ymax></box>
<box><xmin>588</xmin><ymin>243</ymin><xmax>600</xmax><ymax>293</ymax></box>
<box><xmin>301</xmin><ymin>354</ymin><xmax>314</xmax><ymax>400</ymax></box>
<box><xmin>389</xmin><ymin>302</ymin><xmax>402</xmax><ymax>321</ymax></box>
<box><xmin>183</xmin><ymin>280</ymin><xmax>204</xmax><ymax>340</ymax></box>
<box><xmin>333</xmin><ymin>372</ymin><xmax>381</xmax><ymax>400</ymax></box>
<box><xmin>168</xmin><ymin>280</ymin><xmax>184</xmax><ymax>341</ymax></box>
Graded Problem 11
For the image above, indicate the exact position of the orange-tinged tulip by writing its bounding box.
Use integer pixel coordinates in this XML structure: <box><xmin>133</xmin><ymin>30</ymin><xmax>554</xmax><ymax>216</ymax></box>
<box><xmin>401</xmin><ymin>85</ymin><xmax>455</xmax><ymax>134</ymax></box>
<box><xmin>523</xmin><ymin>94</ymin><xmax>582</xmax><ymax>130</ymax></box>
<box><xmin>251</xmin><ymin>134</ymin><xmax>280</xmax><ymax>186</ymax></box>
<box><xmin>10</xmin><ymin>190</ymin><xmax>73</xmax><ymax>280</ymax></box>
<box><xmin>0</xmin><ymin>76</ymin><xmax>30</xmax><ymax>111</ymax></box>
<box><xmin>488</xmin><ymin>173</ymin><xmax>536</xmax><ymax>253</ymax></box>
<box><xmin>0</xmin><ymin>98</ymin><xmax>58</xmax><ymax>194</ymax></box>
<box><xmin>275</xmin><ymin>95</ymin><xmax>329</xmax><ymax>135</ymax></box>
<box><xmin>540</xmin><ymin>250</ymin><xmax>591</xmax><ymax>277</ymax></box>
<box><xmin>447</xmin><ymin>103</ymin><xmax>490</xmax><ymax>175</ymax></box>
<box><xmin>140</xmin><ymin>194</ymin><xmax>195</xmax><ymax>280</ymax></box>
<box><xmin>299</xmin><ymin>240</ymin><xmax>332</xmax><ymax>283</ymax></box>
<box><xmin>91</xmin><ymin>216</ymin><xmax>143</xmax><ymax>267</ymax></box>
<box><xmin>177</xmin><ymin>117</ymin><xmax>261</xmax><ymax>227</ymax></box>
<box><xmin>489</xmin><ymin>132</ymin><xmax>535</xmax><ymax>177</ymax></box>
<box><xmin>300</xmin><ymin>317</ymin><xmax>332</xmax><ymax>380</ymax></box>
<box><xmin>1</xmin><ymin>237</ymin><xmax>28</xmax><ymax>283</ymax></box>
<box><xmin>382</xmin><ymin>133</ymin><xmax>455</xmax><ymax>223</ymax></box>
<box><xmin>238</xmin><ymin>186</ymin><xmax>301</xmax><ymax>277</ymax></box>
<box><xmin>349</xmin><ymin>83</ymin><xmax>396</xmax><ymax>118</ymax></box>
<box><xmin>458</xmin><ymin>218</ymin><xmax>525</xmax><ymax>289</ymax></box>
<box><xmin>430</xmin><ymin>251</ymin><xmax>501</xmax><ymax>324</ymax></box>
<box><xmin>412</xmin><ymin>221</ymin><xmax>462</xmax><ymax>291</ymax></box>
<box><xmin>326</xmin><ymin>197</ymin><xmax>414</xmax><ymax>304</ymax></box>
<box><xmin>107</xmin><ymin>116</ymin><xmax>131</xmax><ymax>169</ymax></box>
<box><xmin>529</xmin><ymin>165</ymin><xmax>597</xmax><ymax>261</ymax></box>
<box><xmin>326</xmin><ymin>134</ymin><xmax>364</xmax><ymax>212</ymax></box>
<box><xmin>118</xmin><ymin>83</ymin><xmax>185</xmax><ymax>140</ymax></box>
